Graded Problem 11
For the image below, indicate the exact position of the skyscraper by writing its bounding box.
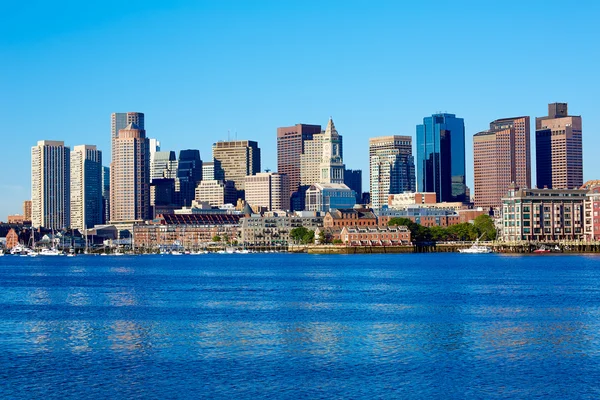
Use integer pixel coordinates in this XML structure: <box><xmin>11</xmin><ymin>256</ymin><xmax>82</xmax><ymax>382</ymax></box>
<box><xmin>212</xmin><ymin>140</ymin><xmax>261</xmax><ymax>198</ymax></box>
<box><xmin>151</xmin><ymin>151</ymin><xmax>178</xmax><ymax>181</ymax></box>
<box><xmin>31</xmin><ymin>140</ymin><xmax>70</xmax><ymax>229</ymax></box>
<box><xmin>202</xmin><ymin>160</ymin><xmax>225</xmax><ymax>181</ymax></box>
<box><xmin>110</xmin><ymin>123</ymin><xmax>150</xmax><ymax>223</ymax></box>
<box><xmin>474</xmin><ymin>116</ymin><xmax>531</xmax><ymax>209</ymax></box>
<box><xmin>245</xmin><ymin>172</ymin><xmax>291</xmax><ymax>211</ymax></box>
<box><xmin>344</xmin><ymin>169</ymin><xmax>363</xmax><ymax>204</ymax></box>
<box><xmin>111</xmin><ymin>112</ymin><xmax>144</xmax><ymax>160</ymax></box>
<box><xmin>70</xmin><ymin>145</ymin><xmax>103</xmax><ymax>230</ymax></box>
<box><xmin>416</xmin><ymin>113</ymin><xmax>466</xmax><ymax>203</ymax></box>
<box><xmin>535</xmin><ymin>103</ymin><xmax>583</xmax><ymax>189</ymax></box>
<box><xmin>277</xmin><ymin>123</ymin><xmax>322</xmax><ymax>195</ymax></box>
<box><xmin>369</xmin><ymin>136</ymin><xmax>415</xmax><ymax>209</ymax></box>
<box><xmin>102</xmin><ymin>166</ymin><xmax>110</xmax><ymax>224</ymax></box>
<box><xmin>176</xmin><ymin>149</ymin><xmax>202</xmax><ymax>207</ymax></box>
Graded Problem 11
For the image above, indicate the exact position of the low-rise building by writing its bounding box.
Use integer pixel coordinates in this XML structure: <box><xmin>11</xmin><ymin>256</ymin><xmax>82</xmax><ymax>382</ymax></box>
<box><xmin>239</xmin><ymin>214</ymin><xmax>323</xmax><ymax>246</ymax></box>
<box><xmin>305</xmin><ymin>183</ymin><xmax>356</xmax><ymax>214</ymax></box>
<box><xmin>583</xmin><ymin>181</ymin><xmax>600</xmax><ymax>241</ymax></box>
<box><xmin>134</xmin><ymin>213</ymin><xmax>240</xmax><ymax>251</ymax></box>
<box><xmin>340</xmin><ymin>225</ymin><xmax>411</xmax><ymax>246</ymax></box>
<box><xmin>323</xmin><ymin>208</ymin><xmax>378</xmax><ymax>228</ymax></box>
<box><xmin>377</xmin><ymin>207</ymin><xmax>461</xmax><ymax>227</ymax></box>
<box><xmin>501</xmin><ymin>185</ymin><xmax>587</xmax><ymax>242</ymax></box>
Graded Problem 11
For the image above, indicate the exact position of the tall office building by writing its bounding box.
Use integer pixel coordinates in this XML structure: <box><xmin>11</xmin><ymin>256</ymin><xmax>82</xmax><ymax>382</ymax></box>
<box><xmin>245</xmin><ymin>172</ymin><xmax>291</xmax><ymax>211</ymax></box>
<box><xmin>212</xmin><ymin>140</ymin><xmax>261</xmax><ymax>197</ymax></box>
<box><xmin>416</xmin><ymin>113</ymin><xmax>466</xmax><ymax>203</ymax></box>
<box><xmin>102</xmin><ymin>166</ymin><xmax>110</xmax><ymax>224</ymax></box>
<box><xmin>535</xmin><ymin>103</ymin><xmax>583</xmax><ymax>189</ymax></box>
<box><xmin>369</xmin><ymin>136</ymin><xmax>415</xmax><ymax>209</ymax></box>
<box><xmin>277</xmin><ymin>123</ymin><xmax>322</xmax><ymax>195</ymax></box>
<box><xmin>202</xmin><ymin>160</ymin><xmax>225</xmax><ymax>181</ymax></box>
<box><xmin>23</xmin><ymin>200</ymin><xmax>32</xmax><ymax>222</ymax></box>
<box><xmin>195</xmin><ymin>180</ymin><xmax>237</xmax><ymax>207</ymax></box>
<box><xmin>176</xmin><ymin>150</ymin><xmax>202</xmax><ymax>207</ymax></box>
<box><xmin>344</xmin><ymin>169</ymin><xmax>363</xmax><ymax>204</ymax></box>
<box><xmin>70</xmin><ymin>145</ymin><xmax>103</xmax><ymax>230</ymax></box>
<box><xmin>151</xmin><ymin>151</ymin><xmax>178</xmax><ymax>181</ymax></box>
<box><xmin>110</xmin><ymin>123</ymin><xmax>150</xmax><ymax>223</ymax></box>
<box><xmin>474</xmin><ymin>116</ymin><xmax>531</xmax><ymax>209</ymax></box>
<box><xmin>111</xmin><ymin>112</ymin><xmax>144</xmax><ymax>159</ymax></box>
<box><xmin>31</xmin><ymin>140</ymin><xmax>70</xmax><ymax>229</ymax></box>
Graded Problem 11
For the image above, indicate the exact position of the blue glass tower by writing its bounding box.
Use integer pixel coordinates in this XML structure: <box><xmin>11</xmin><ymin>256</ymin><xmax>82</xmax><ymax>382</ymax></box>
<box><xmin>416</xmin><ymin>113</ymin><xmax>466</xmax><ymax>203</ymax></box>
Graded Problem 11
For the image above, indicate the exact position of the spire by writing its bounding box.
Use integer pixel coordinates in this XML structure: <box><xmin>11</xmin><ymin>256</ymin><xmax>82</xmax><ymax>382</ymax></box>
<box><xmin>325</xmin><ymin>117</ymin><xmax>337</xmax><ymax>136</ymax></box>
<box><xmin>123</xmin><ymin>122</ymin><xmax>140</xmax><ymax>130</ymax></box>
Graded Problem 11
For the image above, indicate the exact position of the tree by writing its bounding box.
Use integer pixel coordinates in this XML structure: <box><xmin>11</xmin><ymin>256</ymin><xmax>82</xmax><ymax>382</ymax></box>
<box><xmin>290</xmin><ymin>227</ymin><xmax>314</xmax><ymax>244</ymax></box>
<box><xmin>212</xmin><ymin>235</ymin><xmax>221</xmax><ymax>242</ymax></box>
<box><xmin>388</xmin><ymin>217</ymin><xmax>431</xmax><ymax>243</ymax></box>
<box><xmin>473</xmin><ymin>214</ymin><xmax>497</xmax><ymax>240</ymax></box>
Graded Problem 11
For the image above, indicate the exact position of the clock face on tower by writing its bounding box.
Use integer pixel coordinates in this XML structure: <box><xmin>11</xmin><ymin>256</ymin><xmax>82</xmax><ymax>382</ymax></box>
<box><xmin>323</xmin><ymin>143</ymin><xmax>330</xmax><ymax>153</ymax></box>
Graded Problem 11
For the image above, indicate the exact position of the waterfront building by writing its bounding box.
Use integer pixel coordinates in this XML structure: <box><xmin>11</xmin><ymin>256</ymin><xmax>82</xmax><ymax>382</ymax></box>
<box><xmin>176</xmin><ymin>150</ymin><xmax>202</xmax><ymax>207</ymax></box>
<box><xmin>416</xmin><ymin>113</ymin><xmax>466</xmax><ymax>202</ymax></box>
<box><xmin>277</xmin><ymin>123</ymin><xmax>322</xmax><ymax>196</ymax></box>
<box><xmin>212</xmin><ymin>140</ymin><xmax>261</xmax><ymax>197</ymax></box>
<box><xmin>500</xmin><ymin>185</ymin><xmax>587</xmax><ymax>242</ymax></box>
<box><xmin>369</xmin><ymin>135</ymin><xmax>415</xmax><ymax>209</ymax></box>
<box><xmin>305</xmin><ymin>183</ymin><xmax>356</xmax><ymax>214</ymax></box>
<box><xmin>133</xmin><ymin>213</ymin><xmax>240</xmax><ymax>251</ymax></box>
<box><xmin>245</xmin><ymin>172</ymin><xmax>291</xmax><ymax>211</ymax></box>
<box><xmin>344</xmin><ymin>169</ymin><xmax>362</xmax><ymax>204</ymax></box>
<box><xmin>70</xmin><ymin>145</ymin><xmax>103</xmax><ymax>231</ymax></box>
<box><xmin>473</xmin><ymin>117</ymin><xmax>531</xmax><ymax>210</ymax></box>
<box><xmin>23</xmin><ymin>200</ymin><xmax>31</xmax><ymax>222</ymax></box>
<box><xmin>150</xmin><ymin>178</ymin><xmax>178</xmax><ymax>218</ymax></box>
<box><xmin>583</xmin><ymin>181</ymin><xmax>600</xmax><ymax>241</ymax></box>
<box><xmin>110</xmin><ymin>123</ymin><xmax>151</xmax><ymax>223</ymax></box>
<box><xmin>195</xmin><ymin>180</ymin><xmax>237</xmax><ymax>207</ymax></box>
<box><xmin>377</xmin><ymin>207</ymin><xmax>463</xmax><ymax>228</ymax></box>
<box><xmin>5</xmin><ymin>228</ymin><xmax>19</xmax><ymax>249</ymax></box>
<box><xmin>535</xmin><ymin>103</ymin><xmax>583</xmax><ymax>189</ymax></box>
<box><xmin>7</xmin><ymin>215</ymin><xmax>25</xmax><ymax>224</ymax></box>
<box><xmin>340</xmin><ymin>225</ymin><xmax>411</xmax><ymax>246</ymax></box>
<box><xmin>239</xmin><ymin>214</ymin><xmax>323</xmax><ymax>247</ymax></box>
<box><xmin>202</xmin><ymin>160</ymin><xmax>224</xmax><ymax>181</ymax></box>
<box><xmin>151</xmin><ymin>151</ymin><xmax>178</xmax><ymax>182</ymax></box>
<box><xmin>388</xmin><ymin>192</ymin><xmax>437</xmax><ymax>208</ymax></box>
<box><xmin>323</xmin><ymin>208</ymin><xmax>378</xmax><ymax>228</ymax></box>
<box><xmin>111</xmin><ymin>112</ymin><xmax>144</xmax><ymax>160</ymax></box>
<box><xmin>31</xmin><ymin>140</ymin><xmax>70</xmax><ymax>230</ymax></box>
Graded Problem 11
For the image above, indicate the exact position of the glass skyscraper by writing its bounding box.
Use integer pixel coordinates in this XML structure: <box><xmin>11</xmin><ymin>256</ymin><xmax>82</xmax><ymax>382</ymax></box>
<box><xmin>416</xmin><ymin>113</ymin><xmax>466</xmax><ymax>203</ymax></box>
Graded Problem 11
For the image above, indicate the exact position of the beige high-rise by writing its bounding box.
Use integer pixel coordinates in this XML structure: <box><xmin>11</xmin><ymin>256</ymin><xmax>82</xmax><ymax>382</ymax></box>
<box><xmin>474</xmin><ymin>116</ymin><xmax>531</xmax><ymax>209</ymax></box>
<box><xmin>212</xmin><ymin>140</ymin><xmax>261</xmax><ymax>195</ymax></box>
<box><xmin>110</xmin><ymin>123</ymin><xmax>150</xmax><ymax>223</ymax></box>
<box><xmin>245</xmin><ymin>172</ymin><xmax>291</xmax><ymax>211</ymax></box>
<box><xmin>369</xmin><ymin>136</ymin><xmax>414</xmax><ymax>209</ymax></box>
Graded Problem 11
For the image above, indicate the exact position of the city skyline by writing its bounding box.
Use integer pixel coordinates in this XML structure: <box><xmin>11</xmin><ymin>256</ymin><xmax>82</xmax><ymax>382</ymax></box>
<box><xmin>1</xmin><ymin>1</ymin><xmax>599</xmax><ymax>218</ymax></box>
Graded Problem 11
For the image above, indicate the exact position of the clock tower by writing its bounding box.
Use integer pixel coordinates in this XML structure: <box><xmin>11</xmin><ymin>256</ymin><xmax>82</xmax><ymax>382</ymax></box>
<box><xmin>320</xmin><ymin>117</ymin><xmax>345</xmax><ymax>184</ymax></box>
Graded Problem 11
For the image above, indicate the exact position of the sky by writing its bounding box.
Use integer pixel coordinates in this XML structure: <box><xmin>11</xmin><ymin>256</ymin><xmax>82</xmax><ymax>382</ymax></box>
<box><xmin>1</xmin><ymin>0</ymin><xmax>598</xmax><ymax>219</ymax></box>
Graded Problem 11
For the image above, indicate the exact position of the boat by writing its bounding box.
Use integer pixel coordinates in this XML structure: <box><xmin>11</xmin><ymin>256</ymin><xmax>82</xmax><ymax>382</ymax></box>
<box><xmin>533</xmin><ymin>245</ymin><xmax>552</xmax><ymax>254</ymax></box>
<box><xmin>458</xmin><ymin>237</ymin><xmax>493</xmax><ymax>254</ymax></box>
<box><xmin>39</xmin><ymin>247</ymin><xmax>62</xmax><ymax>256</ymax></box>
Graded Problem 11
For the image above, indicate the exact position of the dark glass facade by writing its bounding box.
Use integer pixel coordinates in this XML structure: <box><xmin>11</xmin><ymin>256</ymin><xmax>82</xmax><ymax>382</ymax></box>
<box><xmin>176</xmin><ymin>149</ymin><xmax>202</xmax><ymax>207</ymax></box>
<box><xmin>416</xmin><ymin>113</ymin><xmax>466</xmax><ymax>202</ymax></box>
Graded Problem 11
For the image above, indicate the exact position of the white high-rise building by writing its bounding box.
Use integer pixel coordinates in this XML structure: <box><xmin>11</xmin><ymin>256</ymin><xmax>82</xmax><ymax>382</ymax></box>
<box><xmin>245</xmin><ymin>172</ymin><xmax>290</xmax><ymax>211</ymax></box>
<box><xmin>70</xmin><ymin>145</ymin><xmax>103</xmax><ymax>231</ymax></box>
<box><xmin>31</xmin><ymin>140</ymin><xmax>70</xmax><ymax>229</ymax></box>
<box><xmin>300</xmin><ymin>118</ymin><xmax>345</xmax><ymax>186</ymax></box>
<box><xmin>151</xmin><ymin>151</ymin><xmax>178</xmax><ymax>181</ymax></box>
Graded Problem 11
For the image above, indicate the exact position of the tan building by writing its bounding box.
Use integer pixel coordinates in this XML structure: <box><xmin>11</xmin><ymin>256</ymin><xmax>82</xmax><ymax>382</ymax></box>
<box><xmin>535</xmin><ymin>103</ymin><xmax>583</xmax><ymax>190</ymax></box>
<box><xmin>300</xmin><ymin>132</ymin><xmax>324</xmax><ymax>186</ymax></box>
<box><xmin>474</xmin><ymin>116</ymin><xmax>531</xmax><ymax>210</ymax></box>
<box><xmin>5</xmin><ymin>228</ymin><xmax>19</xmax><ymax>249</ymax></box>
<box><xmin>23</xmin><ymin>200</ymin><xmax>31</xmax><ymax>222</ymax></box>
<box><xmin>111</xmin><ymin>112</ymin><xmax>144</xmax><ymax>160</ymax></box>
<box><xmin>7</xmin><ymin>215</ymin><xmax>25</xmax><ymax>224</ymax></box>
<box><xmin>369</xmin><ymin>136</ymin><xmax>415</xmax><ymax>209</ymax></box>
<box><xmin>31</xmin><ymin>140</ymin><xmax>70</xmax><ymax>229</ymax></box>
<box><xmin>110</xmin><ymin>123</ymin><xmax>150</xmax><ymax>223</ymax></box>
<box><xmin>212</xmin><ymin>140</ymin><xmax>261</xmax><ymax>195</ymax></box>
<box><xmin>195</xmin><ymin>180</ymin><xmax>237</xmax><ymax>207</ymax></box>
<box><xmin>277</xmin><ymin>123</ymin><xmax>322</xmax><ymax>195</ymax></box>
<box><xmin>245</xmin><ymin>172</ymin><xmax>290</xmax><ymax>211</ymax></box>
<box><xmin>388</xmin><ymin>192</ymin><xmax>437</xmax><ymax>208</ymax></box>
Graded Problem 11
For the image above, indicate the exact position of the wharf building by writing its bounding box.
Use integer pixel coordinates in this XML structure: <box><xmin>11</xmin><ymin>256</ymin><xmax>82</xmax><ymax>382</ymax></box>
<box><xmin>70</xmin><ymin>145</ymin><xmax>103</xmax><ymax>231</ymax></box>
<box><xmin>500</xmin><ymin>185</ymin><xmax>587</xmax><ymax>242</ymax></box>
<box><xmin>277</xmin><ymin>123</ymin><xmax>322</xmax><ymax>198</ymax></box>
<box><xmin>473</xmin><ymin>117</ymin><xmax>531</xmax><ymax>210</ymax></box>
<box><xmin>416</xmin><ymin>113</ymin><xmax>467</xmax><ymax>203</ymax></box>
<box><xmin>535</xmin><ymin>103</ymin><xmax>583</xmax><ymax>189</ymax></box>
<box><xmin>176</xmin><ymin>149</ymin><xmax>202</xmax><ymax>207</ymax></box>
<box><xmin>582</xmin><ymin>181</ymin><xmax>600</xmax><ymax>241</ymax></box>
<box><xmin>212</xmin><ymin>140</ymin><xmax>261</xmax><ymax>199</ymax></box>
<box><xmin>339</xmin><ymin>225</ymin><xmax>411</xmax><ymax>247</ymax></box>
<box><xmin>110</xmin><ymin>123</ymin><xmax>151</xmax><ymax>225</ymax></box>
<box><xmin>369</xmin><ymin>135</ymin><xmax>415</xmax><ymax>209</ymax></box>
<box><xmin>239</xmin><ymin>214</ymin><xmax>323</xmax><ymax>247</ymax></box>
<box><xmin>133</xmin><ymin>213</ymin><xmax>240</xmax><ymax>251</ymax></box>
<box><xmin>245</xmin><ymin>172</ymin><xmax>291</xmax><ymax>212</ymax></box>
<box><xmin>31</xmin><ymin>140</ymin><xmax>70</xmax><ymax>230</ymax></box>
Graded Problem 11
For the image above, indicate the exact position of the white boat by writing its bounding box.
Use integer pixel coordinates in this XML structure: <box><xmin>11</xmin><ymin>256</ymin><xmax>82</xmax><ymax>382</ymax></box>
<box><xmin>39</xmin><ymin>248</ymin><xmax>62</xmax><ymax>256</ymax></box>
<box><xmin>458</xmin><ymin>239</ymin><xmax>492</xmax><ymax>254</ymax></box>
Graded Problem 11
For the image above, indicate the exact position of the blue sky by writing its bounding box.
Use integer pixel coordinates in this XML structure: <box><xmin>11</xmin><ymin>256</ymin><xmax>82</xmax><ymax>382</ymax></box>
<box><xmin>1</xmin><ymin>0</ymin><xmax>598</xmax><ymax>219</ymax></box>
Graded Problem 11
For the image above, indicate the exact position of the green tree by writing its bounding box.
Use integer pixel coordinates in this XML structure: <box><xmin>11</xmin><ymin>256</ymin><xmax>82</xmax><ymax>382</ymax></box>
<box><xmin>212</xmin><ymin>235</ymin><xmax>221</xmax><ymax>242</ymax></box>
<box><xmin>388</xmin><ymin>217</ymin><xmax>431</xmax><ymax>243</ymax></box>
<box><xmin>473</xmin><ymin>214</ymin><xmax>497</xmax><ymax>240</ymax></box>
<box><xmin>429</xmin><ymin>226</ymin><xmax>448</xmax><ymax>241</ymax></box>
<box><xmin>290</xmin><ymin>227</ymin><xmax>314</xmax><ymax>244</ymax></box>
